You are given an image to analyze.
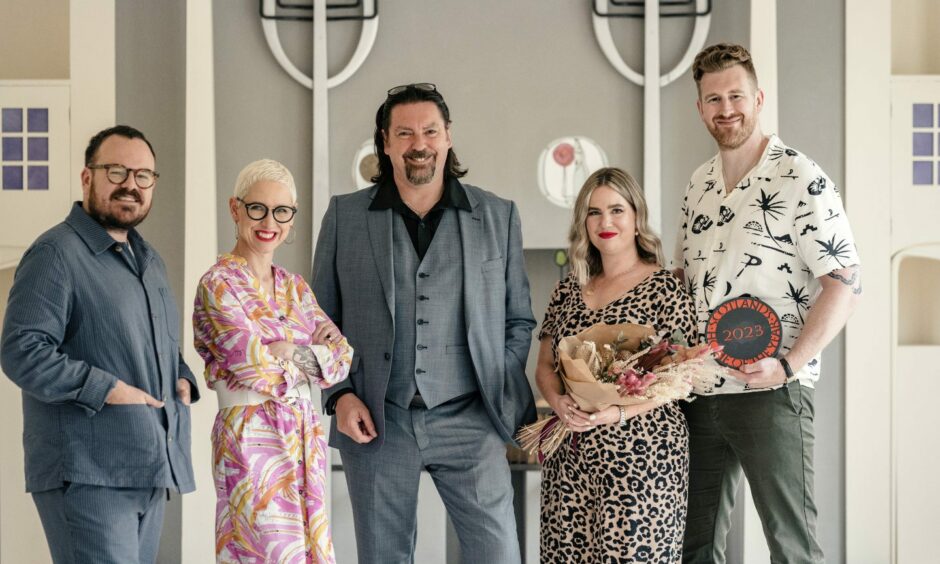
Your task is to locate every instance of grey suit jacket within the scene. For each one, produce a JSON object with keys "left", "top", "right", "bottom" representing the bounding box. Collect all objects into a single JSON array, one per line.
[{"left": 312, "top": 182, "right": 537, "bottom": 452}]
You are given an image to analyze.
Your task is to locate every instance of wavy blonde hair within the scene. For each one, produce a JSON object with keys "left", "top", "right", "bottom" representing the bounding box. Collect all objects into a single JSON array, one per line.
[{"left": 567, "top": 167, "right": 664, "bottom": 286}]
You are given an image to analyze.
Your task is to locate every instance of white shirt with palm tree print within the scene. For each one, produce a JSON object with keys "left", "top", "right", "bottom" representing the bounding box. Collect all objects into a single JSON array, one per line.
[{"left": 677, "top": 134, "right": 860, "bottom": 394}]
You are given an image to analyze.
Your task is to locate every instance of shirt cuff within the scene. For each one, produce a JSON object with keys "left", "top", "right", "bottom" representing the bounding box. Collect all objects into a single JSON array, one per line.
[
  {"left": 324, "top": 387, "right": 355, "bottom": 416},
  {"left": 77, "top": 366, "right": 119, "bottom": 417}
]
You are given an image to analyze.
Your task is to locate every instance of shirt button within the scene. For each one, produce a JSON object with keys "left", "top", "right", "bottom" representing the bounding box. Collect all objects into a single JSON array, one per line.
[
  {"left": 114, "top": 246, "right": 123, "bottom": 253},
  {"left": 418, "top": 295, "right": 429, "bottom": 301},
  {"left": 278, "top": 315, "right": 286, "bottom": 321},
  {"left": 417, "top": 319, "right": 427, "bottom": 325},
  {"left": 416, "top": 368, "right": 426, "bottom": 375},
  {"left": 384, "top": 352, "right": 391, "bottom": 360},
  {"left": 418, "top": 273, "right": 430, "bottom": 279},
  {"left": 416, "top": 344, "right": 427, "bottom": 350},
  {"left": 168, "top": 437, "right": 173, "bottom": 443}
]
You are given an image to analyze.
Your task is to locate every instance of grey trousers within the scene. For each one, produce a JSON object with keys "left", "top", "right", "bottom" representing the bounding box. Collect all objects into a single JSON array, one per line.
[
  {"left": 340, "top": 394, "right": 520, "bottom": 564},
  {"left": 32, "top": 483, "right": 166, "bottom": 564},
  {"left": 681, "top": 382, "right": 824, "bottom": 564}
]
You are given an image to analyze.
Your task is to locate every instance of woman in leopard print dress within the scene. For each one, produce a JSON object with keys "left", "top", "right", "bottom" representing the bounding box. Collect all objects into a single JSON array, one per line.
[{"left": 536, "top": 168, "right": 696, "bottom": 563}]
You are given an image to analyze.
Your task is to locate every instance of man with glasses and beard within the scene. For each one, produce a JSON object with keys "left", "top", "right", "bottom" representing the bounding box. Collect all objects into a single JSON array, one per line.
[
  {"left": 1, "top": 125, "right": 199, "bottom": 564},
  {"left": 312, "top": 83, "right": 536, "bottom": 563},
  {"left": 676, "top": 44, "right": 861, "bottom": 563}
]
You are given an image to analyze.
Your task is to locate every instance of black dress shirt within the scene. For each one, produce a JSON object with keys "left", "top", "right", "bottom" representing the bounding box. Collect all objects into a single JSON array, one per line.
[{"left": 368, "top": 177, "right": 472, "bottom": 260}]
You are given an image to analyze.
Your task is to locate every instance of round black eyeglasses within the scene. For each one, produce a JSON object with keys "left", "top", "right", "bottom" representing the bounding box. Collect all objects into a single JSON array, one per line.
[
  {"left": 237, "top": 198, "right": 297, "bottom": 223},
  {"left": 87, "top": 164, "right": 159, "bottom": 189}
]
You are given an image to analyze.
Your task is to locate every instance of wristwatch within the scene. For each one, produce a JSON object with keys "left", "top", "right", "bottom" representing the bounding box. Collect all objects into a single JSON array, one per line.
[{"left": 779, "top": 357, "right": 795, "bottom": 383}]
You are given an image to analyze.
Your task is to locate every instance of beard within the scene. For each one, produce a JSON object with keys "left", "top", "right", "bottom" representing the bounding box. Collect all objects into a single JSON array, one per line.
[
  {"left": 707, "top": 111, "right": 759, "bottom": 150},
  {"left": 403, "top": 149, "right": 438, "bottom": 185},
  {"left": 87, "top": 180, "right": 151, "bottom": 231}
]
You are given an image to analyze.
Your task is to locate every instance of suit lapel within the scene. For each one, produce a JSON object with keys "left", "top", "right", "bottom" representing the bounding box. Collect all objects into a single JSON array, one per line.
[
  {"left": 367, "top": 201, "right": 395, "bottom": 317},
  {"left": 458, "top": 187, "right": 482, "bottom": 335}
]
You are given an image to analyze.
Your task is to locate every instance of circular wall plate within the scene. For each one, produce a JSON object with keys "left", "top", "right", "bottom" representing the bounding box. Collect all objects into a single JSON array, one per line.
[
  {"left": 352, "top": 140, "right": 379, "bottom": 190},
  {"left": 537, "top": 136, "right": 609, "bottom": 209}
]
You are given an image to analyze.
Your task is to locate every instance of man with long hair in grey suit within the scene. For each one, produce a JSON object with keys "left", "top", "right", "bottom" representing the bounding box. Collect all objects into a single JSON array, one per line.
[{"left": 313, "top": 83, "right": 536, "bottom": 563}]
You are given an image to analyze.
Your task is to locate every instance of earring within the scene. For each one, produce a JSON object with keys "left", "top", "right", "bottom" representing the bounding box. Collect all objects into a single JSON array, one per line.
[
  {"left": 285, "top": 228, "right": 296, "bottom": 245},
  {"left": 635, "top": 230, "right": 639, "bottom": 237}
]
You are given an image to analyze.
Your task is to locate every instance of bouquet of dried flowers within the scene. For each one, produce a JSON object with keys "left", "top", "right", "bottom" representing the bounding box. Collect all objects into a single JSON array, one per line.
[{"left": 517, "top": 322, "right": 724, "bottom": 462}]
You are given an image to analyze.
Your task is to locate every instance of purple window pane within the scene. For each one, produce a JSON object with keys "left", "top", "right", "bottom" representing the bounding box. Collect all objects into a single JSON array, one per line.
[
  {"left": 27, "top": 108, "right": 48, "bottom": 133},
  {"left": 3, "top": 166, "right": 23, "bottom": 190},
  {"left": 914, "top": 132, "right": 934, "bottom": 156},
  {"left": 3, "top": 137, "right": 23, "bottom": 161},
  {"left": 913, "top": 161, "right": 933, "bottom": 185},
  {"left": 2, "top": 108, "right": 23, "bottom": 132},
  {"left": 914, "top": 104, "right": 934, "bottom": 127},
  {"left": 27, "top": 137, "right": 48, "bottom": 161},
  {"left": 27, "top": 166, "right": 48, "bottom": 190}
]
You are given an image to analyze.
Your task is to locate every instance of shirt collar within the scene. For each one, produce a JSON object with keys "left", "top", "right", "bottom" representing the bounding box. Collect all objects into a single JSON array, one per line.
[
  {"left": 369, "top": 177, "right": 472, "bottom": 213},
  {"left": 65, "top": 201, "right": 148, "bottom": 259}
]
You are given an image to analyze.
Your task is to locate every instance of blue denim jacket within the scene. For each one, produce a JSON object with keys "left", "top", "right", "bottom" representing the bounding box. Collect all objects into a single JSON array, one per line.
[{"left": 1, "top": 203, "right": 199, "bottom": 493}]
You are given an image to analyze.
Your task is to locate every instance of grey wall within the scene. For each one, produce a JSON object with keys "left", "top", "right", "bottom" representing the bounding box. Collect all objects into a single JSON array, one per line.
[
  {"left": 116, "top": 1, "right": 187, "bottom": 562},
  {"left": 213, "top": 0, "right": 748, "bottom": 269},
  {"left": 778, "top": 1, "right": 846, "bottom": 562}
]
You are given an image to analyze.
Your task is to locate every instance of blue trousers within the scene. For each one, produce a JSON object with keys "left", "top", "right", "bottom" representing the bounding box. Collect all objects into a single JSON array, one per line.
[
  {"left": 32, "top": 483, "right": 166, "bottom": 564},
  {"left": 340, "top": 394, "right": 520, "bottom": 564}
]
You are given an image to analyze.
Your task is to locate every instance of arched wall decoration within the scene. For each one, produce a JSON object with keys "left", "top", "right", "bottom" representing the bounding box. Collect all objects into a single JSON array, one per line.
[
  {"left": 591, "top": 0, "right": 711, "bottom": 232},
  {"left": 258, "top": 0, "right": 379, "bottom": 252}
]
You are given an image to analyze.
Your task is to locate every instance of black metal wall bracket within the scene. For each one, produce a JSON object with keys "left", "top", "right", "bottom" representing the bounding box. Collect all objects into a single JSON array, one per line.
[
  {"left": 593, "top": 0, "right": 712, "bottom": 19},
  {"left": 258, "top": 0, "right": 379, "bottom": 22}
]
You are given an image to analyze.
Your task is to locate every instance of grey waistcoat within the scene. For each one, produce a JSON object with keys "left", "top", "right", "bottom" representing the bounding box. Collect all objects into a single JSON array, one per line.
[{"left": 386, "top": 209, "right": 478, "bottom": 409}]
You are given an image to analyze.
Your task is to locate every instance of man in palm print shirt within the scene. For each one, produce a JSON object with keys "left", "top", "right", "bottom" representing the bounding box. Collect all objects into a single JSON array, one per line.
[{"left": 676, "top": 43, "right": 861, "bottom": 563}]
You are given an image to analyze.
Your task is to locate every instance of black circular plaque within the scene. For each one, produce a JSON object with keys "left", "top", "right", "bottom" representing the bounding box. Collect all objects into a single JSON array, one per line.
[{"left": 706, "top": 296, "right": 782, "bottom": 369}]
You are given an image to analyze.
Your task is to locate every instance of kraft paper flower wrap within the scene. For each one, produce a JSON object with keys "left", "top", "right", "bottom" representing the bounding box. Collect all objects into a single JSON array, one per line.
[
  {"left": 558, "top": 323, "right": 652, "bottom": 412},
  {"left": 517, "top": 322, "right": 724, "bottom": 462}
]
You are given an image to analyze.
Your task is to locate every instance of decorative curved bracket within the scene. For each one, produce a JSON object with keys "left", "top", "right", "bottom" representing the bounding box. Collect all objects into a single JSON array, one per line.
[
  {"left": 260, "top": 0, "right": 378, "bottom": 90},
  {"left": 592, "top": 0, "right": 711, "bottom": 88},
  {"left": 591, "top": 0, "right": 711, "bottom": 233}
]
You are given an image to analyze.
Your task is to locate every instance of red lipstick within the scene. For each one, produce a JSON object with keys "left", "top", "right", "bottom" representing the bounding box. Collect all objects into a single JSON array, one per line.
[{"left": 599, "top": 232, "right": 617, "bottom": 239}]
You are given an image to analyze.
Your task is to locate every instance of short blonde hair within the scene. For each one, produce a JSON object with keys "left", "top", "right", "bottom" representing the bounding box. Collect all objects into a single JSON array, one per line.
[
  {"left": 234, "top": 159, "right": 297, "bottom": 202},
  {"left": 692, "top": 43, "right": 758, "bottom": 95},
  {"left": 567, "top": 167, "right": 664, "bottom": 286}
]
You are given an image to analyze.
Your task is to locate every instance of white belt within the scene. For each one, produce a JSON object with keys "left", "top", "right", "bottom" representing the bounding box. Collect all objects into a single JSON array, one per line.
[{"left": 215, "top": 380, "right": 313, "bottom": 409}]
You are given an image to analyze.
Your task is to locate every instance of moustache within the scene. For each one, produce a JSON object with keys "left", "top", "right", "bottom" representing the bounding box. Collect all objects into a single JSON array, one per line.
[
  {"left": 713, "top": 113, "right": 744, "bottom": 123},
  {"left": 110, "top": 188, "right": 142, "bottom": 204},
  {"left": 404, "top": 150, "right": 435, "bottom": 160}
]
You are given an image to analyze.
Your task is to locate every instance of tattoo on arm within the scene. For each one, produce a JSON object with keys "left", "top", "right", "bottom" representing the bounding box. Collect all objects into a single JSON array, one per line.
[
  {"left": 827, "top": 267, "right": 862, "bottom": 295},
  {"left": 292, "top": 346, "right": 322, "bottom": 379}
]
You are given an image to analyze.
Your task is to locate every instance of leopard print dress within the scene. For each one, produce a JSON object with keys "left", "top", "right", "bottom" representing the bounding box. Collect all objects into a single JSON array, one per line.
[{"left": 539, "top": 269, "right": 696, "bottom": 563}]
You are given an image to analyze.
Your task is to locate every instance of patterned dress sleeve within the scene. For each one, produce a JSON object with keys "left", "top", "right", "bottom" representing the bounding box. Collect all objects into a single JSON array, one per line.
[
  {"left": 295, "top": 276, "right": 353, "bottom": 390},
  {"left": 538, "top": 277, "right": 569, "bottom": 341},
  {"left": 193, "top": 273, "right": 303, "bottom": 398},
  {"left": 655, "top": 272, "right": 698, "bottom": 346}
]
